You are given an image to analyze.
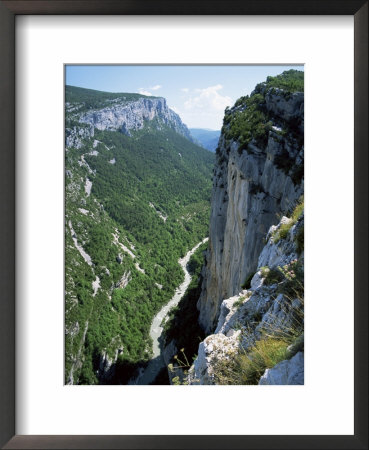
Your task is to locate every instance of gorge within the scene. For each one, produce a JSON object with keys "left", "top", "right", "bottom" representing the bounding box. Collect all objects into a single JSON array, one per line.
[
  {"left": 65, "top": 69, "right": 304, "bottom": 385},
  {"left": 131, "top": 238, "right": 208, "bottom": 385}
]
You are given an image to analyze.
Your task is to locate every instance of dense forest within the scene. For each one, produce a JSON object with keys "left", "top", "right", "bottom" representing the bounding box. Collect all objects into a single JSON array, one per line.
[{"left": 65, "top": 87, "right": 214, "bottom": 384}]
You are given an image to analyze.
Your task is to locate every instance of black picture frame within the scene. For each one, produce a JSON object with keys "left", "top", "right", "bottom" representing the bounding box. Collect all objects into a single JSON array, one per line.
[{"left": 0, "top": 1, "right": 367, "bottom": 449}]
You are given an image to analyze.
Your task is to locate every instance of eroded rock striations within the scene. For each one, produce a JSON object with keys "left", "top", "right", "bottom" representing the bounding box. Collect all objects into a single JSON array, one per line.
[
  {"left": 74, "top": 97, "right": 194, "bottom": 142},
  {"left": 197, "top": 82, "right": 304, "bottom": 334},
  {"left": 188, "top": 71, "right": 304, "bottom": 385},
  {"left": 189, "top": 209, "right": 304, "bottom": 385}
]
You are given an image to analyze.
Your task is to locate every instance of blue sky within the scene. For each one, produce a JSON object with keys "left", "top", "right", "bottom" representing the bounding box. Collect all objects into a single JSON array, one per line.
[{"left": 66, "top": 65, "right": 304, "bottom": 130}]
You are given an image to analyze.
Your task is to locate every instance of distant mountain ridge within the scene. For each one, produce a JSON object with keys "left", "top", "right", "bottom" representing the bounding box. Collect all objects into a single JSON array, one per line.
[
  {"left": 66, "top": 85, "right": 195, "bottom": 143},
  {"left": 189, "top": 128, "right": 221, "bottom": 152}
]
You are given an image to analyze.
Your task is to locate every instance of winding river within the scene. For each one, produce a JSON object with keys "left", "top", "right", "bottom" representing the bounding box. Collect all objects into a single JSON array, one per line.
[{"left": 130, "top": 237, "right": 208, "bottom": 385}]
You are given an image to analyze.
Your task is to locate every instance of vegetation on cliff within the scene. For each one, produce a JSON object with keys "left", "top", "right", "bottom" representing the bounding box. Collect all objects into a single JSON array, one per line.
[
  {"left": 262, "top": 69, "right": 304, "bottom": 93},
  {"left": 189, "top": 70, "right": 304, "bottom": 385},
  {"left": 220, "top": 70, "right": 304, "bottom": 184}
]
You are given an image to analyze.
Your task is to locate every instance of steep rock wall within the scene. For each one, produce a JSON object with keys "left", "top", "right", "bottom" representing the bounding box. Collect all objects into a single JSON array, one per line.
[
  {"left": 198, "top": 88, "right": 304, "bottom": 333},
  {"left": 77, "top": 97, "right": 194, "bottom": 141},
  {"left": 189, "top": 211, "right": 304, "bottom": 385}
]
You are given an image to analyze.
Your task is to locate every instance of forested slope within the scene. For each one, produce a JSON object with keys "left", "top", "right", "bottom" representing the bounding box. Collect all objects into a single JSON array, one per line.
[{"left": 65, "top": 86, "right": 214, "bottom": 384}]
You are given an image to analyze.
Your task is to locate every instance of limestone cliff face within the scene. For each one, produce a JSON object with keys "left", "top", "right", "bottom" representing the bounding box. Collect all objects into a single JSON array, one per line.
[
  {"left": 197, "top": 86, "right": 304, "bottom": 333},
  {"left": 77, "top": 97, "right": 194, "bottom": 142},
  {"left": 189, "top": 210, "right": 304, "bottom": 385}
]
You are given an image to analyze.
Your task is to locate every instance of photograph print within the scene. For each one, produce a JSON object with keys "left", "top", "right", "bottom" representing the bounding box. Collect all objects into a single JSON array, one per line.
[{"left": 65, "top": 65, "right": 304, "bottom": 385}]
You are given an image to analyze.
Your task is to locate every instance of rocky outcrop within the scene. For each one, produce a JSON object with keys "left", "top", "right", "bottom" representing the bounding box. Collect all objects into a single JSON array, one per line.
[
  {"left": 77, "top": 97, "right": 194, "bottom": 142},
  {"left": 115, "top": 271, "right": 131, "bottom": 289},
  {"left": 65, "top": 321, "right": 80, "bottom": 338},
  {"left": 257, "top": 216, "right": 300, "bottom": 269},
  {"left": 259, "top": 351, "right": 304, "bottom": 385},
  {"left": 188, "top": 208, "right": 304, "bottom": 385},
  {"left": 197, "top": 86, "right": 304, "bottom": 334},
  {"left": 188, "top": 331, "right": 241, "bottom": 385},
  {"left": 98, "top": 337, "right": 124, "bottom": 383},
  {"left": 264, "top": 88, "right": 304, "bottom": 129},
  {"left": 66, "top": 124, "right": 95, "bottom": 149}
]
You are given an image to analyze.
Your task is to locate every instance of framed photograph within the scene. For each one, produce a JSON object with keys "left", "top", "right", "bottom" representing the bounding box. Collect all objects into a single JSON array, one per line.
[
  {"left": 63, "top": 63, "right": 305, "bottom": 389},
  {"left": 0, "top": 1, "right": 367, "bottom": 449}
]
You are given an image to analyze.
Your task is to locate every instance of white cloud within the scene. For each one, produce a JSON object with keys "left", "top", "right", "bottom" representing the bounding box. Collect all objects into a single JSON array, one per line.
[
  {"left": 178, "top": 85, "right": 232, "bottom": 129},
  {"left": 181, "top": 88, "right": 189, "bottom": 93},
  {"left": 138, "top": 85, "right": 162, "bottom": 96},
  {"left": 184, "top": 84, "right": 232, "bottom": 112},
  {"left": 173, "top": 106, "right": 226, "bottom": 130},
  {"left": 138, "top": 88, "right": 153, "bottom": 96}
]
